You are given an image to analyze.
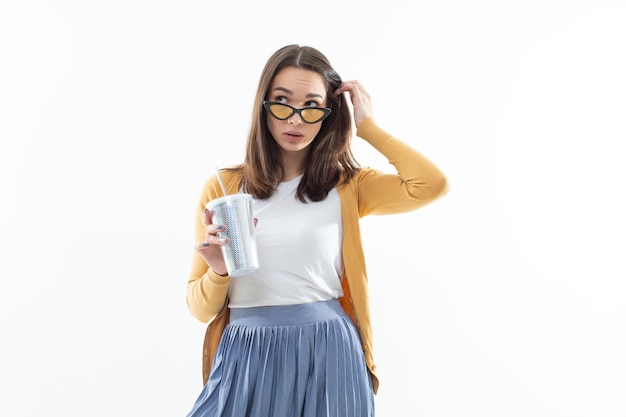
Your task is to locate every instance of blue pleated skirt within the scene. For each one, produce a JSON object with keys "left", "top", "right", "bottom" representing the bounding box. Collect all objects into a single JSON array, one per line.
[{"left": 186, "top": 299, "right": 375, "bottom": 417}]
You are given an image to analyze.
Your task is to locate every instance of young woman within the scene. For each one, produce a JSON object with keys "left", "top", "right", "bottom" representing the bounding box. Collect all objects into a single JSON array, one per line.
[{"left": 185, "top": 44, "right": 448, "bottom": 417}]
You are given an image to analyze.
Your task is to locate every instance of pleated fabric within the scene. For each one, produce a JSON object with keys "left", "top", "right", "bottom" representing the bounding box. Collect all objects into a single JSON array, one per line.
[{"left": 186, "top": 299, "right": 375, "bottom": 417}]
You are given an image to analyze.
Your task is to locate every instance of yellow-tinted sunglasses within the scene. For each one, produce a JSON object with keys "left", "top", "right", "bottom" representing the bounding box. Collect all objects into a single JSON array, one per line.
[{"left": 263, "top": 101, "right": 332, "bottom": 124}]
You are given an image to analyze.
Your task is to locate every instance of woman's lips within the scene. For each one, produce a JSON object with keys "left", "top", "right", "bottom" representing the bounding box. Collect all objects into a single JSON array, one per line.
[{"left": 283, "top": 131, "right": 304, "bottom": 141}]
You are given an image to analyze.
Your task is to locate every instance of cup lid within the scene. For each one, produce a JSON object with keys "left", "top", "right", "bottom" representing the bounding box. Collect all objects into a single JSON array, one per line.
[{"left": 205, "top": 193, "right": 253, "bottom": 209}]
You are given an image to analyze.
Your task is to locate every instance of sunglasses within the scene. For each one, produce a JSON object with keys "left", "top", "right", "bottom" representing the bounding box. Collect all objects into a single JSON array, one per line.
[{"left": 263, "top": 101, "right": 332, "bottom": 124}]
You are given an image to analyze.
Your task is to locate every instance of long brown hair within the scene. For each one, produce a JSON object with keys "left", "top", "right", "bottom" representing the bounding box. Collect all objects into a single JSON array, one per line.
[{"left": 229, "top": 44, "right": 360, "bottom": 202}]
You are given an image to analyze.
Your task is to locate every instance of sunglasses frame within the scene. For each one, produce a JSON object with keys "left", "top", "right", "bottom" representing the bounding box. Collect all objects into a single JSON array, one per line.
[{"left": 263, "top": 101, "right": 332, "bottom": 124}]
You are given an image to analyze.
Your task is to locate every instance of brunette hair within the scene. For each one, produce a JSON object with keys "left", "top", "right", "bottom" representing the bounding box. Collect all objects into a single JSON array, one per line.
[{"left": 230, "top": 44, "right": 360, "bottom": 202}]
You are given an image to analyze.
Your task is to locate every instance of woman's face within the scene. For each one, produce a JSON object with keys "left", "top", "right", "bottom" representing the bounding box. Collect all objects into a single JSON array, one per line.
[{"left": 265, "top": 66, "right": 328, "bottom": 156}]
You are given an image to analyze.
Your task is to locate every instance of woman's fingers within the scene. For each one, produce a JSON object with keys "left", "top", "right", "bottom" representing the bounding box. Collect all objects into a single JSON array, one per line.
[
  {"left": 203, "top": 207, "right": 212, "bottom": 226},
  {"left": 334, "top": 80, "right": 373, "bottom": 127},
  {"left": 195, "top": 210, "right": 228, "bottom": 252},
  {"left": 203, "top": 224, "right": 228, "bottom": 245}
]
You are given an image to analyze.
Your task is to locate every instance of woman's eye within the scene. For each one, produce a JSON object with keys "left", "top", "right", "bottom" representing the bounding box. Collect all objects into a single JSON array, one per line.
[
  {"left": 305, "top": 101, "right": 320, "bottom": 108},
  {"left": 275, "top": 96, "right": 287, "bottom": 104}
]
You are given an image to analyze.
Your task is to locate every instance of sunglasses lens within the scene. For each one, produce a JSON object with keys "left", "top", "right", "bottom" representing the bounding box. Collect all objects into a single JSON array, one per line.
[
  {"left": 300, "top": 108, "right": 326, "bottom": 123},
  {"left": 268, "top": 103, "right": 293, "bottom": 119}
]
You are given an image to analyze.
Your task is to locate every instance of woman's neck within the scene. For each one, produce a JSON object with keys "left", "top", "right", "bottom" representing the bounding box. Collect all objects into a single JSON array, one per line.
[{"left": 281, "top": 151, "right": 307, "bottom": 182}]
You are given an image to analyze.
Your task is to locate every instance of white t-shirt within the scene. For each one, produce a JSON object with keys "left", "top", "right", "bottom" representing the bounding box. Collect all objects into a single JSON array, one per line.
[{"left": 228, "top": 175, "right": 344, "bottom": 307}]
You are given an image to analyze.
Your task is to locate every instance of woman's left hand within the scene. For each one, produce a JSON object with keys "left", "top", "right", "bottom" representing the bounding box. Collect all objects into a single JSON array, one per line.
[{"left": 334, "top": 80, "right": 373, "bottom": 128}]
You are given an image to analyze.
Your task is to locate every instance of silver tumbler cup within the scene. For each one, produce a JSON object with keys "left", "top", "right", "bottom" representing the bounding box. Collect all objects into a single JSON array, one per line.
[{"left": 205, "top": 193, "right": 259, "bottom": 277}]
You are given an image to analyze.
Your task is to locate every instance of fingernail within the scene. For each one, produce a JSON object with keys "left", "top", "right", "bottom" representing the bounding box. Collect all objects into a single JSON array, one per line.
[
  {"left": 216, "top": 225, "right": 224, "bottom": 230},
  {"left": 202, "top": 242, "right": 210, "bottom": 247}
]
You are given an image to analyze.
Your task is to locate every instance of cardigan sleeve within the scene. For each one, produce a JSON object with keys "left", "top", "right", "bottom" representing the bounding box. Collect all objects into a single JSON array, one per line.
[
  {"left": 354, "top": 117, "right": 448, "bottom": 217},
  {"left": 185, "top": 176, "right": 232, "bottom": 323}
]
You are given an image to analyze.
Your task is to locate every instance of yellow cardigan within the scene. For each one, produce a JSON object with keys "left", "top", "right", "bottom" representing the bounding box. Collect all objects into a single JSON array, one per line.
[{"left": 186, "top": 117, "right": 448, "bottom": 394}]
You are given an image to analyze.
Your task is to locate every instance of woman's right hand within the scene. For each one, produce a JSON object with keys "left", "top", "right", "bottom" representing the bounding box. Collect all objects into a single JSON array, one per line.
[
  {"left": 194, "top": 209, "right": 229, "bottom": 276},
  {"left": 334, "top": 80, "right": 373, "bottom": 128}
]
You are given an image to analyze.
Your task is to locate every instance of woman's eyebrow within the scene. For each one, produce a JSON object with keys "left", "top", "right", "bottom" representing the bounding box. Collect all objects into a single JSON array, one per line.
[
  {"left": 272, "top": 86, "right": 293, "bottom": 95},
  {"left": 271, "top": 86, "right": 324, "bottom": 99}
]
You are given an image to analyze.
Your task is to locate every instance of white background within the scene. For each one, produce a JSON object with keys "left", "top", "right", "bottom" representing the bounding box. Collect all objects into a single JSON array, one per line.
[{"left": 1, "top": 1, "right": 625, "bottom": 416}]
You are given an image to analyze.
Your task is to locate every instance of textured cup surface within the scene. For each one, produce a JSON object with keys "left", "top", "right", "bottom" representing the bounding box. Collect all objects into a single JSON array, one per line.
[{"left": 206, "top": 194, "right": 259, "bottom": 277}]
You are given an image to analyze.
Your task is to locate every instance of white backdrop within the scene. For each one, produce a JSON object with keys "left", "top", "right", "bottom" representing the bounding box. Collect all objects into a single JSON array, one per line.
[{"left": 1, "top": 1, "right": 625, "bottom": 416}]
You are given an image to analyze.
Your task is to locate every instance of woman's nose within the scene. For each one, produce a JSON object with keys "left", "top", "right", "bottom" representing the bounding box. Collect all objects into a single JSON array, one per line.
[{"left": 288, "top": 112, "right": 303, "bottom": 125}]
